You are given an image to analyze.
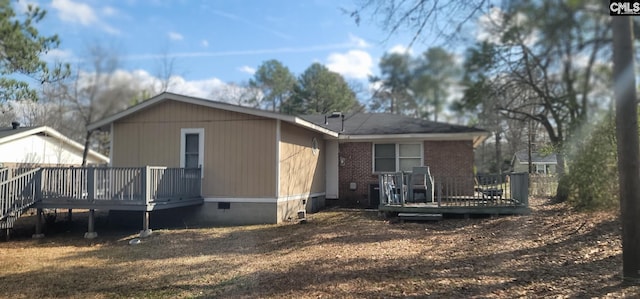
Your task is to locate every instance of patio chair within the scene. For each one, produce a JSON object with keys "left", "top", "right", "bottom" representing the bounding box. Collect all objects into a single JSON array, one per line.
[
  {"left": 409, "top": 166, "right": 434, "bottom": 203},
  {"left": 475, "top": 175, "right": 504, "bottom": 200}
]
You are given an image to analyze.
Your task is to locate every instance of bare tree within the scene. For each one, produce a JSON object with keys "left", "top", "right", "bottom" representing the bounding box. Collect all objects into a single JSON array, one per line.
[
  {"left": 353, "top": 0, "right": 639, "bottom": 284},
  {"left": 209, "top": 82, "right": 260, "bottom": 107},
  {"left": 58, "top": 44, "right": 140, "bottom": 164}
]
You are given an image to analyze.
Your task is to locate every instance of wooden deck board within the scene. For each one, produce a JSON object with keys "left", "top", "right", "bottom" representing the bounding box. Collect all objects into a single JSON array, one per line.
[{"left": 379, "top": 203, "right": 530, "bottom": 215}]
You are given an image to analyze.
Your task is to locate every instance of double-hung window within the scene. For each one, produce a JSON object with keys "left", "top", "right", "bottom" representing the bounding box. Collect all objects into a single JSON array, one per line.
[
  {"left": 180, "top": 128, "right": 204, "bottom": 176},
  {"left": 373, "top": 143, "right": 422, "bottom": 172}
]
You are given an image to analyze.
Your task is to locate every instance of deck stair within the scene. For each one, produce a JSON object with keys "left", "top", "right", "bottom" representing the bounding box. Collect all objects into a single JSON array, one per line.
[
  {"left": 0, "top": 168, "right": 41, "bottom": 230},
  {"left": 398, "top": 212, "right": 443, "bottom": 221}
]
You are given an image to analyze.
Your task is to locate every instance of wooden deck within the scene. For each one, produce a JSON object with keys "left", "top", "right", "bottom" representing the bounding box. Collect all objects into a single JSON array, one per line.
[
  {"left": 35, "top": 167, "right": 203, "bottom": 211},
  {"left": 1, "top": 166, "right": 203, "bottom": 238},
  {"left": 378, "top": 171, "right": 530, "bottom": 216}
]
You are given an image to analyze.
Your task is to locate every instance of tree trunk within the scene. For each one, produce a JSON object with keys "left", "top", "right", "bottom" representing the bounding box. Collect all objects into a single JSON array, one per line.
[
  {"left": 528, "top": 120, "right": 533, "bottom": 173},
  {"left": 495, "top": 131, "right": 502, "bottom": 174},
  {"left": 554, "top": 151, "right": 569, "bottom": 202},
  {"left": 612, "top": 15, "right": 640, "bottom": 284},
  {"left": 81, "top": 130, "right": 93, "bottom": 166}
]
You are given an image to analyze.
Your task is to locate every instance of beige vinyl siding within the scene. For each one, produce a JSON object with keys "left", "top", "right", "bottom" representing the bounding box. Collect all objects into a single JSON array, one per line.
[
  {"left": 112, "top": 100, "right": 276, "bottom": 198},
  {"left": 279, "top": 122, "right": 325, "bottom": 197}
]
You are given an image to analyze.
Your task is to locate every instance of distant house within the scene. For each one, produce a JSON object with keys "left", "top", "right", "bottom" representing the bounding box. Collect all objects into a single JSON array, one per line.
[
  {"left": 511, "top": 150, "right": 557, "bottom": 174},
  {"left": 0, "top": 125, "right": 109, "bottom": 167},
  {"left": 88, "top": 92, "right": 488, "bottom": 225}
]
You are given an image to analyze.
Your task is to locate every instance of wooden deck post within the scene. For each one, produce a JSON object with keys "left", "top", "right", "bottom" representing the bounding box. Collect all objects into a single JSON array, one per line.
[
  {"left": 87, "top": 167, "right": 95, "bottom": 202},
  {"left": 140, "top": 210, "right": 152, "bottom": 238},
  {"left": 139, "top": 166, "right": 153, "bottom": 238},
  {"left": 32, "top": 208, "right": 44, "bottom": 239},
  {"left": 84, "top": 209, "right": 98, "bottom": 239}
]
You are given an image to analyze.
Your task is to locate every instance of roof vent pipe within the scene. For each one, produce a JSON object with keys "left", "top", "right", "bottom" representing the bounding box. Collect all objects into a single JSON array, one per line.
[{"left": 11, "top": 121, "right": 20, "bottom": 129}]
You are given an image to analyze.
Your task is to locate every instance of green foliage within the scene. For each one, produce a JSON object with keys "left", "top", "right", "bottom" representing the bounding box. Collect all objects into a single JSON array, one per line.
[
  {"left": 370, "top": 47, "right": 460, "bottom": 119},
  {"left": 288, "top": 63, "right": 357, "bottom": 115},
  {"left": 369, "top": 52, "right": 413, "bottom": 114},
  {"left": 565, "top": 112, "right": 618, "bottom": 211},
  {"left": 250, "top": 59, "right": 296, "bottom": 112},
  {"left": 0, "top": 0, "right": 69, "bottom": 102},
  {"left": 412, "top": 47, "right": 460, "bottom": 122}
]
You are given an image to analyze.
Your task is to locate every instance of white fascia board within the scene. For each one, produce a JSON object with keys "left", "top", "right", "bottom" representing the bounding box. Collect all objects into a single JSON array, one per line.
[
  {"left": 339, "top": 132, "right": 488, "bottom": 143},
  {"left": 0, "top": 126, "right": 109, "bottom": 163},
  {"left": 88, "top": 92, "right": 339, "bottom": 138},
  {"left": 88, "top": 93, "right": 166, "bottom": 131},
  {"left": 292, "top": 118, "right": 339, "bottom": 137},
  {"left": 0, "top": 127, "right": 46, "bottom": 144}
]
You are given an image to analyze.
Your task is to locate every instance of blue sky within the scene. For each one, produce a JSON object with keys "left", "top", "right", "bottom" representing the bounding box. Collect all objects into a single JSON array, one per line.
[{"left": 21, "top": 0, "right": 449, "bottom": 99}]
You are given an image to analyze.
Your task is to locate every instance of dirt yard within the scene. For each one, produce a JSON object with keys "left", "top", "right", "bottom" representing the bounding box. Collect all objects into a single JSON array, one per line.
[{"left": 0, "top": 197, "right": 638, "bottom": 298}]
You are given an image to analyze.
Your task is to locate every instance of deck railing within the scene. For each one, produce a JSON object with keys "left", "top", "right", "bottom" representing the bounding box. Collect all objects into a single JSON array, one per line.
[
  {"left": 0, "top": 168, "right": 40, "bottom": 221},
  {"left": 39, "top": 166, "right": 202, "bottom": 204},
  {"left": 149, "top": 167, "right": 201, "bottom": 201},
  {"left": 379, "top": 172, "right": 529, "bottom": 208}
]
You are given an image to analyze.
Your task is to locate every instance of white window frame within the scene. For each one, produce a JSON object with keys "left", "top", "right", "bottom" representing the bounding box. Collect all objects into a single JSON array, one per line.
[
  {"left": 535, "top": 164, "right": 547, "bottom": 174},
  {"left": 372, "top": 142, "right": 423, "bottom": 173},
  {"left": 180, "top": 128, "right": 204, "bottom": 177}
]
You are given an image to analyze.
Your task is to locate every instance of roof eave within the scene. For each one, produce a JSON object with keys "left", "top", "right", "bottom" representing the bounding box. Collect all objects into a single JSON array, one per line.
[
  {"left": 338, "top": 131, "right": 489, "bottom": 146},
  {"left": 88, "top": 92, "right": 340, "bottom": 138},
  {"left": 0, "top": 127, "right": 46, "bottom": 144},
  {"left": 0, "top": 126, "right": 109, "bottom": 164}
]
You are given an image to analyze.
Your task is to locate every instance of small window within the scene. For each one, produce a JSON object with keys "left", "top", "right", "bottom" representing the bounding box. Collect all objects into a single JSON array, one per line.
[
  {"left": 374, "top": 144, "right": 396, "bottom": 172},
  {"left": 180, "top": 128, "right": 204, "bottom": 177},
  {"left": 398, "top": 144, "right": 421, "bottom": 172},
  {"left": 374, "top": 143, "right": 422, "bottom": 172},
  {"left": 184, "top": 134, "right": 200, "bottom": 168}
]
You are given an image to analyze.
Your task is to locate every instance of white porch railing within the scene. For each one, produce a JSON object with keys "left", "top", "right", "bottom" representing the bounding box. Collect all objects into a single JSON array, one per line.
[
  {"left": 0, "top": 169, "right": 40, "bottom": 226},
  {"left": 39, "top": 166, "right": 202, "bottom": 204}
]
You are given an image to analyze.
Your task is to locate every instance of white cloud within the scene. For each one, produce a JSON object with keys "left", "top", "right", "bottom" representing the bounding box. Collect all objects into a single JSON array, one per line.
[
  {"left": 201, "top": 39, "right": 209, "bottom": 47},
  {"left": 168, "top": 31, "right": 184, "bottom": 41},
  {"left": 43, "top": 48, "right": 76, "bottom": 62},
  {"left": 168, "top": 76, "right": 226, "bottom": 98},
  {"left": 348, "top": 34, "right": 370, "bottom": 48},
  {"left": 326, "top": 50, "right": 373, "bottom": 80},
  {"left": 83, "top": 69, "right": 230, "bottom": 101},
  {"left": 388, "top": 44, "right": 413, "bottom": 55},
  {"left": 52, "top": 0, "right": 96, "bottom": 26},
  {"left": 102, "top": 6, "right": 118, "bottom": 17},
  {"left": 238, "top": 66, "right": 256, "bottom": 75},
  {"left": 476, "top": 7, "right": 537, "bottom": 46},
  {"left": 51, "top": 0, "right": 120, "bottom": 34},
  {"left": 476, "top": 7, "right": 504, "bottom": 43}
]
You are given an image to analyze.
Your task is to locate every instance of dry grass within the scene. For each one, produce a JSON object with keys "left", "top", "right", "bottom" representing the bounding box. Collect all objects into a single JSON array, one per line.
[{"left": 1, "top": 198, "right": 638, "bottom": 298}]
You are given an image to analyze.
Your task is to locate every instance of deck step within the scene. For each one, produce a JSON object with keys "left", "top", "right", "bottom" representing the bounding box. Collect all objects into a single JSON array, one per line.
[{"left": 398, "top": 213, "right": 443, "bottom": 221}]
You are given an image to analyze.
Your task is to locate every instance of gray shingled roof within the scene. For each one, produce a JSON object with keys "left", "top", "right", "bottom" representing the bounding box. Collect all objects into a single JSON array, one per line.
[
  {"left": 0, "top": 127, "right": 39, "bottom": 140},
  {"left": 300, "top": 113, "right": 487, "bottom": 135},
  {"left": 514, "top": 150, "right": 557, "bottom": 164}
]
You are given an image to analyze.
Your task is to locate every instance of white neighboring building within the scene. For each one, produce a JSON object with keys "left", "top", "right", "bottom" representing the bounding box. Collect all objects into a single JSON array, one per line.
[{"left": 0, "top": 125, "right": 109, "bottom": 167}]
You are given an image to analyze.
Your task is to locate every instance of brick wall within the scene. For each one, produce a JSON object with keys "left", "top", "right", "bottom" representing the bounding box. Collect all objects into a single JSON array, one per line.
[
  {"left": 337, "top": 140, "right": 475, "bottom": 207},
  {"left": 424, "top": 140, "right": 475, "bottom": 196},
  {"left": 338, "top": 142, "right": 375, "bottom": 206},
  {"left": 423, "top": 140, "right": 474, "bottom": 178}
]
